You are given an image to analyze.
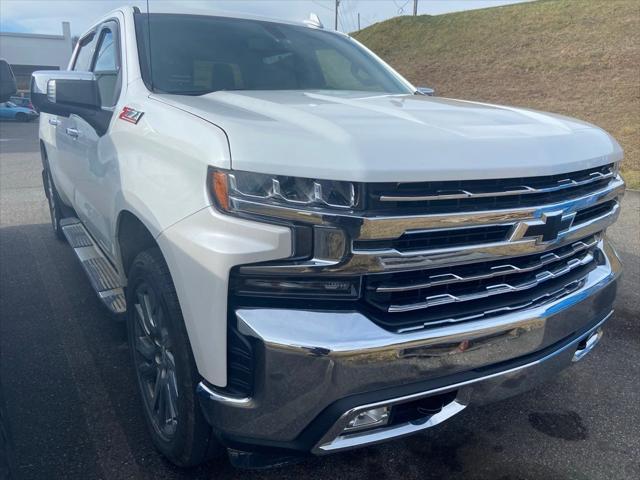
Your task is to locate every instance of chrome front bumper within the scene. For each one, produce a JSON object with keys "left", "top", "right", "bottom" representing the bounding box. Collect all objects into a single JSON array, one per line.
[{"left": 198, "top": 240, "right": 621, "bottom": 454}]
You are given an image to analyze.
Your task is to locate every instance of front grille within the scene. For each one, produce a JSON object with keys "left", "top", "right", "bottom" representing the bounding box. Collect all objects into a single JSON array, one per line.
[
  {"left": 364, "top": 235, "right": 601, "bottom": 331},
  {"left": 367, "top": 164, "right": 615, "bottom": 214}
]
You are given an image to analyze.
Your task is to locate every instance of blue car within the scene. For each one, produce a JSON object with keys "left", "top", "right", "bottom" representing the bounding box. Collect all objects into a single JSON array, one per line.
[
  {"left": 9, "top": 96, "right": 35, "bottom": 109},
  {"left": 0, "top": 101, "right": 39, "bottom": 122}
]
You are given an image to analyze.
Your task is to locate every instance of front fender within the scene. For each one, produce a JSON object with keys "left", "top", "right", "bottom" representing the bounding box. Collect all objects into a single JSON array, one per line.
[{"left": 157, "top": 207, "right": 291, "bottom": 387}]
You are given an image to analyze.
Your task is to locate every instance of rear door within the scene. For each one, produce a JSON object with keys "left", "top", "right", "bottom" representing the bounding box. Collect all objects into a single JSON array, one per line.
[{"left": 69, "top": 20, "right": 122, "bottom": 257}]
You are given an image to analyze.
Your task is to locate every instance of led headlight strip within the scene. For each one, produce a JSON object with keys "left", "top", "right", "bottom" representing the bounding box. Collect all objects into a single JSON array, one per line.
[{"left": 210, "top": 169, "right": 359, "bottom": 216}]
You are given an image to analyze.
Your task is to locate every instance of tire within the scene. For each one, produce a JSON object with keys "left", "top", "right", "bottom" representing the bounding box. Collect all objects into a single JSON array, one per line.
[
  {"left": 42, "top": 166, "right": 66, "bottom": 241},
  {"left": 126, "top": 248, "right": 223, "bottom": 467},
  {"left": 15, "top": 113, "right": 28, "bottom": 122}
]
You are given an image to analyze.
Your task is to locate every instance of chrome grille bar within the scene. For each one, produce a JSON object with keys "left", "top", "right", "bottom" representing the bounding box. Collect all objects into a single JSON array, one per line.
[
  {"left": 379, "top": 169, "right": 615, "bottom": 202},
  {"left": 386, "top": 250, "right": 595, "bottom": 313},
  {"left": 396, "top": 278, "right": 587, "bottom": 333},
  {"left": 375, "top": 236, "right": 598, "bottom": 293},
  {"left": 359, "top": 177, "right": 624, "bottom": 240}
]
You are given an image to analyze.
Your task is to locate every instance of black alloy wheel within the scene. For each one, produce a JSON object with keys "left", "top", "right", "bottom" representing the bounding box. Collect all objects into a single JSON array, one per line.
[
  {"left": 132, "top": 281, "right": 180, "bottom": 441},
  {"left": 126, "top": 248, "right": 222, "bottom": 466}
]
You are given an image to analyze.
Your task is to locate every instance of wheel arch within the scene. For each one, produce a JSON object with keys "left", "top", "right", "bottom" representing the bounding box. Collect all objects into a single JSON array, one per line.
[{"left": 115, "top": 210, "right": 160, "bottom": 280}]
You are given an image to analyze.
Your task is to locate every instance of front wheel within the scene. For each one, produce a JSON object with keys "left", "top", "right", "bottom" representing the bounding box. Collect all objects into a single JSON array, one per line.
[
  {"left": 126, "top": 248, "right": 222, "bottom": 467},
  {"left": 15, "top": 113, "right": 28, "bottom": 122}
]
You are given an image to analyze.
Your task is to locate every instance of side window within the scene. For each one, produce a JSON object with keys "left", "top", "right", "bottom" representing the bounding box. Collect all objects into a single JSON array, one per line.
[
  {"left": 92, "top": 26, "right": 121, "bottom": 108},
  {"left": 73, "top": 32, "right": 97, "bottom": 71},
  {"left": 93, "top": 31, "right": 115, "bottom": 72}
]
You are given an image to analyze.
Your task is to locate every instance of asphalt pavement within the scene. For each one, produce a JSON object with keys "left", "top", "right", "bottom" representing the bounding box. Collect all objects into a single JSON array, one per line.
[{"left": 0, "top": 120, "right": 638, "bottom": 480}]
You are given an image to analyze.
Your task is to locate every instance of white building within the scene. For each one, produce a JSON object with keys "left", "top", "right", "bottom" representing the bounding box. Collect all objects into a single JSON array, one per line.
[{"left": 0, "top": 22, "right": 73, "bottom": 92}]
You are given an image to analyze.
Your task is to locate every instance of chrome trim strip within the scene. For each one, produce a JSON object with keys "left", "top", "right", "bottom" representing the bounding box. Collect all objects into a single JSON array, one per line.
[
  {"left": 386, "top": 251, "right": 595, "bottom": 313},
  {"left": 313, "top": 310, "right": 614, "bottom": 454},
  {"left": 196, "top": 383, "right": 252, "bottom": 407},
  {"left": 375, "top": 236, "right": 598, "bottom": 293},
  {"left": 317, "top": 400, "right": 467, "bottom": 453},
  {"left": 378, "top": 169, "right": 614, "bottom": 202},
  {"left": 241, "top": 201, "right": 619, "bottom": 275}
]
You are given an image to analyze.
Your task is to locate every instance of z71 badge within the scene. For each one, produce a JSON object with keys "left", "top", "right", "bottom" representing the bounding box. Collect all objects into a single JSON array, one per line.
[{"left": 118, "top": 106, "right": 144, "bottom": 124}]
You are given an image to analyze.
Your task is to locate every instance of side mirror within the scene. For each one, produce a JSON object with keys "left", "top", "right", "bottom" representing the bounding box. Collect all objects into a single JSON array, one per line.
[
  {"left": 416, "top": 86, "right": 435, "bottom": 96},
  {"left": 31, "top": 70, "right": 100, "bottom": 114},
  {"left": 0, "top": 59, "right": 17, "bottom": 103},
  {"left": 31, "top": 70, "right": 111, "bottom": 135}
]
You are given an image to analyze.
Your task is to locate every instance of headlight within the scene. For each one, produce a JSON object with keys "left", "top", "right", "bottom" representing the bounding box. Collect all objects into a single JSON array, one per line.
[
  {"left": 209, "top": 169, "right": 360, "bottom": 217},
  {"left": 212, "top": 169, "right": 361, "bottom": 301}
]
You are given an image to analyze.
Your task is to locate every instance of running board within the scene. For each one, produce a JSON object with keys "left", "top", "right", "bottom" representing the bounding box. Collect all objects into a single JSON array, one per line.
[{"left": 60, "top": 218, "right": 126, "bottom": 314}]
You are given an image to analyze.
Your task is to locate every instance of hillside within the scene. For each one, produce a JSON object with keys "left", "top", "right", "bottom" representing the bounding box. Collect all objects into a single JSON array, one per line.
[{"left": 355, "top": 0, "right": 640, "bottom": 188}]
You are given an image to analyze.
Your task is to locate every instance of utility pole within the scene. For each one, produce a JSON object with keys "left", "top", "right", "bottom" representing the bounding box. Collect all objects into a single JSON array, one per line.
[
  {"left": 335, "top": 0, "right": 340, "bottom": 30},
  {"left": 358, "top": 12, "right": 360, "bottom": 31},
  {"left": 413, "top": 0, "right": 418, "bottom": 16}
]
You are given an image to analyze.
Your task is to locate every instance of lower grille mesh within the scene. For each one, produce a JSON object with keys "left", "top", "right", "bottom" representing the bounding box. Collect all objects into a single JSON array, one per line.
[{"left": 364, "top": 235, "right": 601, "bottom": 331}]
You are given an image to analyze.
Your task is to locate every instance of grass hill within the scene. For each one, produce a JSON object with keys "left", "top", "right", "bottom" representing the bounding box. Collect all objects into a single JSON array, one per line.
[{"left": 354, "top": 0, "right": 640, "bottom": 188}]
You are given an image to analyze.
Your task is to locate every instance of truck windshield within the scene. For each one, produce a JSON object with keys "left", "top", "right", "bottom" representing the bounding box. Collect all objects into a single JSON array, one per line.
[{"left": 134, "top": 13, "right": 413, "bottom": 95}]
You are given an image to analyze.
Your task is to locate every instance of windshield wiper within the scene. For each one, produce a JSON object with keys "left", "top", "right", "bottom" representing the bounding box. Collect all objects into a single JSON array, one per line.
[{"left": 163, "top": 89, "right": 246, "bottom": 96}]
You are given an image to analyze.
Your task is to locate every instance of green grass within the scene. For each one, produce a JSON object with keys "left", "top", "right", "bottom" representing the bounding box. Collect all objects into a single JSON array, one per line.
[{"left": 355, "top": 0, "right": 640, "bottom": 188}]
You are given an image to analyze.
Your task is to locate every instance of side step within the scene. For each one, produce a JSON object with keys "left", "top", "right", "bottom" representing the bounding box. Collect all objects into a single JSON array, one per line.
[{"left": 60, "top": 218, "right": 127, "bottom": 314}]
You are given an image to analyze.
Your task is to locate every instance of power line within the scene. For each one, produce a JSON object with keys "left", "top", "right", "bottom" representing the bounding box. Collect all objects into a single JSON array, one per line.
[
  {"left": 310, "top": 0, "right": 333, "bottom": 12},
  {"left": 348, "top": 0, "right": 359, "bottom": 32},
  {"left": 343, "top": 0, "right": 358, "bottom": 33},
  {"left": 393, "top": 0, "right": 411, "bottom": 15}
]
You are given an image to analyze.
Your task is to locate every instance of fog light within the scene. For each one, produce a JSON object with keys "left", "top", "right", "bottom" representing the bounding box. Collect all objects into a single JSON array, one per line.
[{"left": 344, "top": 406, "right": 390, "bottom": 433}]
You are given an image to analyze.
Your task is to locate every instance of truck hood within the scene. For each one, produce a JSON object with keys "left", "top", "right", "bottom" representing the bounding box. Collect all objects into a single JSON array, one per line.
[{"left": 153, "top": 90, "right": 622, "bottom": 182}]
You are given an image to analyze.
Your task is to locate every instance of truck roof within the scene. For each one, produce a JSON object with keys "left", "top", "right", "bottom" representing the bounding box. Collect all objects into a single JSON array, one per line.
[{"left": 95, "top": 4, "right": 323, "bottom": 32}]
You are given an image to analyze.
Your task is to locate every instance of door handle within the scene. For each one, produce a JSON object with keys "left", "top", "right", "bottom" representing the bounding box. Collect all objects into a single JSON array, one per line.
[
  {"left": 66, "top": 128, "right": 79, "bottom": 138},
  {"left": 48, "top": 118, "right": 60, "bottom": 126}
]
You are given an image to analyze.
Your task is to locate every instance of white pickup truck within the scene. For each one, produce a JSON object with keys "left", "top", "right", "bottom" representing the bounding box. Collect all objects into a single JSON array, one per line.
[{"left": 30, "top": 6, "right": 624, "bottom": 469}]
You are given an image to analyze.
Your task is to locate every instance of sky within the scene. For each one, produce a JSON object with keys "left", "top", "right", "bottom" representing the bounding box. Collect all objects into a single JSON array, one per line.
[{"left": 0, "top": 0, "right": 531, "bottom": 36}]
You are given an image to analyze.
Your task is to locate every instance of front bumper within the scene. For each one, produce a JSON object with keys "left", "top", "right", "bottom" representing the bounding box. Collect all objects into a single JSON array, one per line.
[{"left": 198, "top": 240, "right": 621, "bottom": 454}]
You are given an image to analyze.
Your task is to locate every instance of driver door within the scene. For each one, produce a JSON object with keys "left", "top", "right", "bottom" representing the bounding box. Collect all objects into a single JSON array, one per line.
[
  {"left": 53, "top": 30, "right": 98, "bottom": 208},
  {"left": 68, "top": 21, "right": 122, "bottom": 258}
]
